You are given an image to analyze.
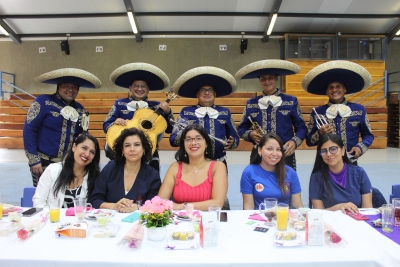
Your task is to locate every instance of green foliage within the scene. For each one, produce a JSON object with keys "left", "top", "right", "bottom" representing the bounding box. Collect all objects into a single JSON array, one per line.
[{"left": 140, "top": 210, "right": 173, "bottom": 228}]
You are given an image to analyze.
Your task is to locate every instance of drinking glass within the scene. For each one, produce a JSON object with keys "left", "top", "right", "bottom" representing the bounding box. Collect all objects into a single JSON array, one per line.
[
  {"left": 276, "top": 203, "right": 289, "bottom": 231},
  {"left": 49, "top": 198, "right": 61, "bottom": 223},
  {"left": 382, "top": 204, "right": 394, "bottom": 233},
  {"left": 185, "top": 203, "right": 194, "bottom": 218},
  {"left": 392, "top": 198, "right": 400, "bottom": 227},
  {"left": 259, "top": 198, "right": 277, "bottom": 227},
  {"left": 73, "top": 198, "right": 92, "bottom": 223},
  {"left": 208, "top": 204, "right": 221, "bottom": 221}
]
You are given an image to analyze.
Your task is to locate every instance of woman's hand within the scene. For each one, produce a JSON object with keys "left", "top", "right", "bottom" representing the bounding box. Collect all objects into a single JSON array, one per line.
[
  {"left": 338, "top": 202, "right": 358, "bottom": 214},
  {"left": 118, "top": 204, "right": 138, "bottom": 213},
  {"left": 115, "top": 198, "right": 134, "bottom": 211}
]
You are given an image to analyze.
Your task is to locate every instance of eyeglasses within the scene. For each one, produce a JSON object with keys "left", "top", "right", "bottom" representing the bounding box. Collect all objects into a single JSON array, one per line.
[
  {"left": 184, "top": 136, "right": 204, "bottom": 144},
  {"left": 259, "top": 75, "right": 277, "bottom": 81},
  {"left": 198, "top": 88, "right": 215, "bottom": 93},
  {"left": 319, "top": 146, "right": 339, "bottom": 156},
  {"left": 132, "top": 84, "right": 149, "bottom": 90}
]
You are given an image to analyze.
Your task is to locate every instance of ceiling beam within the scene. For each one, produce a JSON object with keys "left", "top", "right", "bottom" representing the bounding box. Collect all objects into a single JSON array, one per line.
[
  {"left": 123, "top": 0, "right": 142, "bottom": 42},
  {"left": 0, "top": 19, "right": 21, "bottom": 44},
  {"left": 387, "top": 21, "right": 400, "bottom": 43},
  {"left": 262, "top": 0, "right": 282, "bottom": 42},
  {"left": 1, "top": 12, "right": 399, "bottom": 19}
]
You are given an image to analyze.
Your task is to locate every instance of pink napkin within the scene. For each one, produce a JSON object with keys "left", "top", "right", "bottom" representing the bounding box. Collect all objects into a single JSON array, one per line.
[
  {"left": 248, "top": 212, "right": 267, "bottom": 222},
  {"left": 65, "top": 207, "right": 93, "bottom": 216},
  {"left": 178, "top": 211, "right": 201, "bottom": 217}
]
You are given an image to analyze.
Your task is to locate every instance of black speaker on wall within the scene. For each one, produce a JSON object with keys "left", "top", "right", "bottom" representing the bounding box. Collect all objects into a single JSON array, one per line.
[
  {"left": 240, "top": 38, "right": 248, "bottom": 54},
  {"left": 60, "top": 40, "right": 70, "bottom": 55}
]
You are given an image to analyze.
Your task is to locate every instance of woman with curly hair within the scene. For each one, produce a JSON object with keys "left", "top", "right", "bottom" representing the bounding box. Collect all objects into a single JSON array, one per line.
[
  {"left": 90, "top": 128, "right": 161, "bottom": 213},
  {"left": 33, "top": 133, "right": 101, "bottom": 208},
  {"left": 158, "top": 124, "right": 227, "bottom": 211}
]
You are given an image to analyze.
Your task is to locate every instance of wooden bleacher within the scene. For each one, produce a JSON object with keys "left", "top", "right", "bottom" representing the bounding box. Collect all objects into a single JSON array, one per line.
[{"left": 0, "top": 59, "right": 388, "bottom": 150}]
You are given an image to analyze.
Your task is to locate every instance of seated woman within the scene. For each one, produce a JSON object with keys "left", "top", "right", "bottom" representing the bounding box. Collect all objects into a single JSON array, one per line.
[
  {"left": 309, "top": 133, "right": 372, "bottom": 213},
  {"left": 158, "top": 124, "right": 227, "bottom": 211},
  {"left": 33, "top": 134, "right": 101, "bottom": 208},
  {"left": 90, "top": 128, "right": 161, "bottom": 213},
  {"left": 241, "top": 133, "right": 303, "bottom": 210}
]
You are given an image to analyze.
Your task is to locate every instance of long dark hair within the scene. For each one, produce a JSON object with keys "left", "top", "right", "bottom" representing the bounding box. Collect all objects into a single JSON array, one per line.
[
  {"left": 251, "top": 133, "right": 287, "bottom": 194},
  {"left": 53, "top": 134, "right": 100, "bottom": 198},
  {"left": 113, "top": 127, "right": 153, "bottom": 165},
  {"left": 311, "top": 133, "right": 353, "bottom": 203},
  {"left": 175, "top": 124, "right": 213, "bottom": 164}
]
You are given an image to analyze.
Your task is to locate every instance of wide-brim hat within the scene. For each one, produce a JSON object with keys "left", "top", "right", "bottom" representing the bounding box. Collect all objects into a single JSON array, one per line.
[
  {"left": 301, "top": 60, "right": 372, "bottom": 95},
  {"left": 235, "top": 59, "right": 301, "bottom": 80},
  {"left": 110, "top": 62, "right": 170, "bottom": 90},
  {"left": 35, "top": 68, "right": 102, "bottom": 88},
  {"left": 172, "top": 66, "right": 237, "bottom": 98}
]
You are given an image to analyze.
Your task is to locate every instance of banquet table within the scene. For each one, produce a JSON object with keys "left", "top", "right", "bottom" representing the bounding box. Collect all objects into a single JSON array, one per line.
[{"left": 0, "top": 209, "right": 399, "bottom": 267}]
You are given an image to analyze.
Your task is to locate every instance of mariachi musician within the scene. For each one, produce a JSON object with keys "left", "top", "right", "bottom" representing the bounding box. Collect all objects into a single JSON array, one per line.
[
  {"left": 302, "top": 60, "right": 374, "bottom": 162},
  {"left": 169, "top": 67, "right": 240, "bottom": 210},
  {"left": 236, "top": 60, "right": 307, "bottom": 170},
  {"left": 103, "top": 63, "right": 173, "bottom": 172},
  {"left": 169, "top": 66, "right": 240, "bottom": 165},
  {"left": 23, "top": 68, "right": 101, "bottom": 186}
]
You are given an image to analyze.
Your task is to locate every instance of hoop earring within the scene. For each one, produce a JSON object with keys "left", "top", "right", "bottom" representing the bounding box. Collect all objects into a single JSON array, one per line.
[
  {"left": 122, "top": 153, "right": 124, "bottom": 157},
  {"left": 206, "top": 150, "right": 208, "bottom": 155},
  {"left": 184, "top": 152, "right": 187, "bottom": 157}
]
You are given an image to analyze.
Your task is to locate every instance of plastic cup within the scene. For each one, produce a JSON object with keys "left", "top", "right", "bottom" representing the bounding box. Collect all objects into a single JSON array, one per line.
[
  {"left": 208, "top": 204, "right": 221, "bottom": 222},
  {"left": 276, "top": 203, "right": 289, "bottom": 231},
  {"left": 185, "top": 203, "right": 194, "bottom": 218},
  {"left": 96, "top": 213, "right": 108, "bottom": 226},
  {"left": 382, "top": 204, "right": 394, "bottom": 233},
  {"left": 192, "top": 217, "right": 201, "bottom": 233},
  {"left": 0, "top": 195, "right": 3, "bottom": 220},
  {"left": 49, "top": 198, "right": 60, "bottom": 223}
]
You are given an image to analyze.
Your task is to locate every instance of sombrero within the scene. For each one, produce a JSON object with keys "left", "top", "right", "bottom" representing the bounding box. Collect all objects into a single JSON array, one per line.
[
  {"left": 235, "top": 59, "right": 301, "bottom": 80},
  {"left": 110, "top": 62, "right": 170, "bottom": 90},
  {"left": 301, "top": 60, "right": 372, "bottom": 95},
  {"left": 172, "top": 66, "right": 237, "bottom": 98},
  {"left": 35, "top": 68, "right": 102, "bottom": 88}
]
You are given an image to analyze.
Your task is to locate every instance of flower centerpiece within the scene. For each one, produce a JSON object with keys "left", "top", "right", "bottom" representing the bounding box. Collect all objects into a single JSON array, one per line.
[{"left": 139, "top": 196, "right": 173, "bottom": 241}]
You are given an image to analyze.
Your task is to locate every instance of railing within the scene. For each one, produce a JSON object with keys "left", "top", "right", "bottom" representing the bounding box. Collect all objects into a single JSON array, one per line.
[
  {"left": 348, "top": 71, "right": 387, "bottom": 107},
  {"left": 0, "top": 71, "right": 35, "bottom": 111}
]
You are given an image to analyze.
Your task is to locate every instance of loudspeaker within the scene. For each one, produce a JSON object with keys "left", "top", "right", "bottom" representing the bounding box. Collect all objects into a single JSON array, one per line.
[
  {"left": 60, "top": 40, "right": 70, "bottom": 55},
  {"left": 240, "top": 39, "right": 248, "bottom": 54}
]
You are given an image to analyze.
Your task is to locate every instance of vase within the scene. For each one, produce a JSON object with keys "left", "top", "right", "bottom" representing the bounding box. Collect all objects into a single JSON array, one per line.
[{"left": 147, "top": 226, "right": 167, "bottom": 241}]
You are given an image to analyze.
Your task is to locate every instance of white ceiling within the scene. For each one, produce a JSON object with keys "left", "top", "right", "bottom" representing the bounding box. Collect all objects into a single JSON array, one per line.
[{"left": 0, "top": 0, "right": 399, "bottom": 43}]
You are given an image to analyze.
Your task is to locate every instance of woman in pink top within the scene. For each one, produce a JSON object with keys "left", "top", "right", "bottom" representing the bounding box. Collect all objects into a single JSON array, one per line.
[{"left": 158, "top": 124, "right": 228, "bottom": 210}]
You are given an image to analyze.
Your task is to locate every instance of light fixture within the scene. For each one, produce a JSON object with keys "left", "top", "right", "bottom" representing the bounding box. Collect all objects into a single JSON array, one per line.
[
  {"left": 0, "top": 25, "right": 9, "bottom": 36},
  {"left": 267, "top": 13, "right": 278, "bottom": 35},
  {"left": 396, "top": 29, "right": 400, "bottom": 35},
  {"left": 127, "top": 11, "right": 138, "bottom": 34}
]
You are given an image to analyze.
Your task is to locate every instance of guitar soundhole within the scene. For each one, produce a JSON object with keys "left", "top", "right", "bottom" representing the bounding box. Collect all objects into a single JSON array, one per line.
[{"left": 141, "top": 120, "right": 153, "bottom": 130}]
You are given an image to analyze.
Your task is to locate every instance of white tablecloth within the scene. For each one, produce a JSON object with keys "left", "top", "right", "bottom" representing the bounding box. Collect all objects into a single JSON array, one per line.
[{"left": 0, "top": 209, "right": 399, "bottom": 267}]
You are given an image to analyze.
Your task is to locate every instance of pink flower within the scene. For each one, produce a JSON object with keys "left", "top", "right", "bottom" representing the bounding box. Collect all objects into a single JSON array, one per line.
[{"left": 17, "top": 228, "right": 31, "bottom": 240}]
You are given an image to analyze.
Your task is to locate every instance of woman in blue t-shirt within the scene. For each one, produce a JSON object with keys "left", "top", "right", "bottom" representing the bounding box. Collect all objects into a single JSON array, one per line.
[
  {"left": 309, "top": 133, "right": 372, "bottom": 213},
  {"left": 241, "top": 133, "right": 304, "bottom": 209}
]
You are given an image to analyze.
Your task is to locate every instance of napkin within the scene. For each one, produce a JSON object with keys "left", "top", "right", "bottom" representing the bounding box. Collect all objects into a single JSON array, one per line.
[
  {"left": 248, "top": 213, "right": 267, "bottom": 222},
  {"left": 65, "top": 207, "right": 93, "bottom": 216},
  {"left": 124, "top": 222, "right": 144, "bottom": 249},
  {"left": 178, "top": 211, "right": 201, "bottom": 217}
]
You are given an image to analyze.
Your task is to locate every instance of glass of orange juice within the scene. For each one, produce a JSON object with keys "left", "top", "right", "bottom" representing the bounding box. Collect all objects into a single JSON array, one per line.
[
  {"left": 49, "top": 198, "right": 60, "bottom": 223},
  {"left": 276, "top": 203, "right": 289, "bottom": 231},
  {"left": 0, "top": 195, "right": 3, "bottom": 220}
]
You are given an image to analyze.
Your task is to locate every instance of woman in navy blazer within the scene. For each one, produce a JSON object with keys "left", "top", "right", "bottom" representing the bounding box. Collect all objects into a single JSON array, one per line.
[{"left": 90, "top": 128, "right": 161, "bottom": 213}]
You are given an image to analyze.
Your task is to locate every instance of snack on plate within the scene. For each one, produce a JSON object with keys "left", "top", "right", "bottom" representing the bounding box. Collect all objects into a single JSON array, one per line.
[
  {"left": 275, "top": 232, "right": 297, "bottom": 240},
  {"left": 371, "top": 218, "right": 382, "bottom": 228},
  {"left": 324, "top": 230, "right": 342, "bottom": 243},
  {"left": 172, "top": 231, "right": 195, "bottom": 240},
  {"left": 2, "top": 204, "right": 21, "bottom": 215}
]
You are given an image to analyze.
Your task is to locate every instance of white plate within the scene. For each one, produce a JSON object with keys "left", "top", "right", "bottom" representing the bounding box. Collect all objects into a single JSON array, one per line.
[
  {"left": 273, "top": 231, "right": 305, "bottom": 247},
  {"left": 85, "top": 209, "right": 115, "bottom": 220},
  {"left": 166, "top": 235, "right": 198, "bottom": 250},
  {"left": 2, "top": 207, "right": 23, "bottom": 217}
]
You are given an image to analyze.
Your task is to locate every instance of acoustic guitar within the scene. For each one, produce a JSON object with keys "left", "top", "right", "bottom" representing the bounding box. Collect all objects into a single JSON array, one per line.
[{"left": 106, "top": 91, "right": 178, "bottom": 154}]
